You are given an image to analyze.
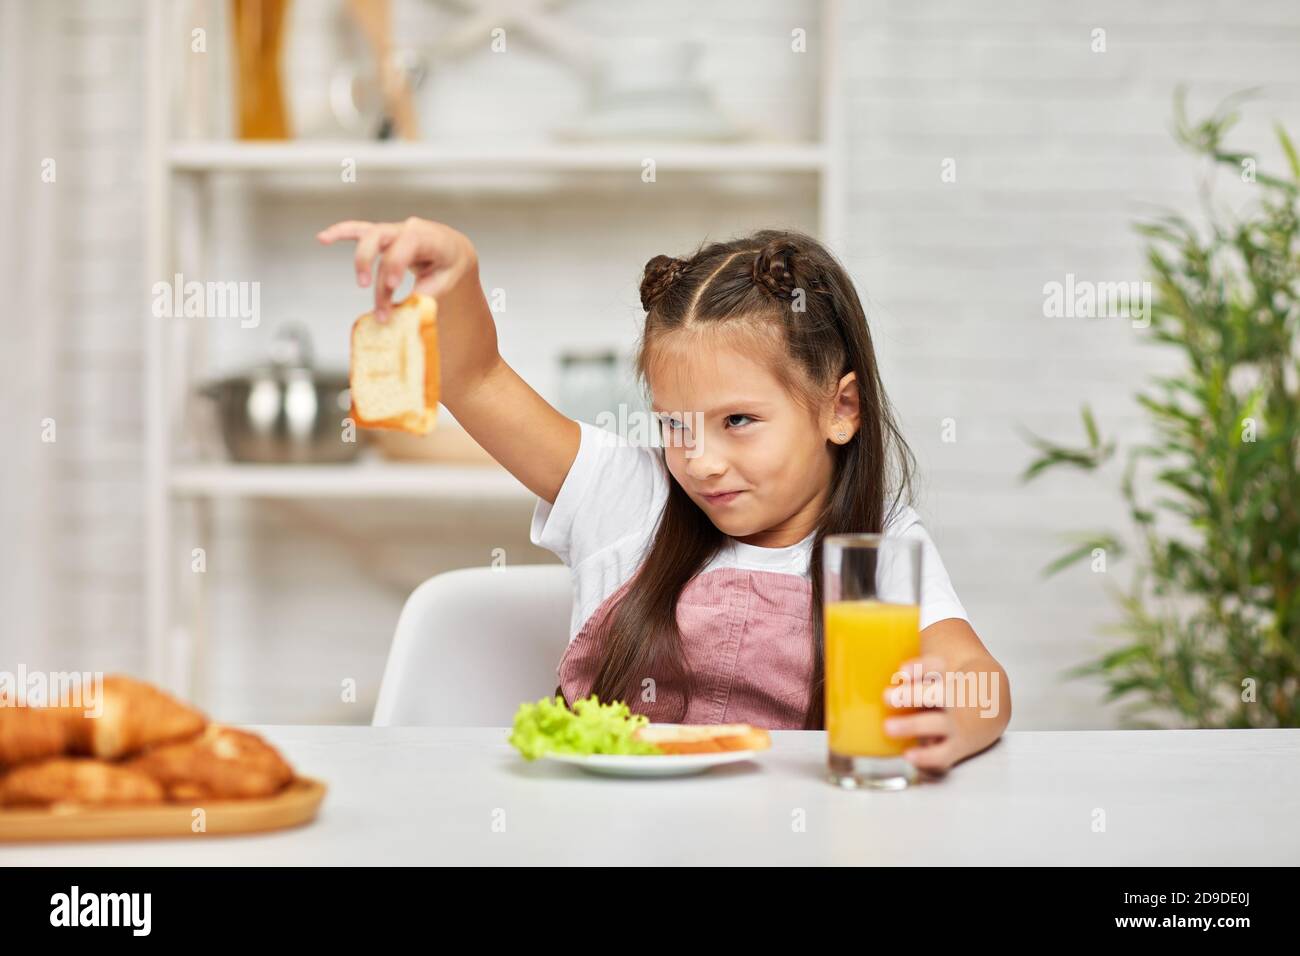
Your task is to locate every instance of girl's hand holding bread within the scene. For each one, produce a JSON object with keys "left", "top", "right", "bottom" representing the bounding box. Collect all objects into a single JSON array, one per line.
[{"left": 317, "top": 217, "right": 580, "bottom": 505}]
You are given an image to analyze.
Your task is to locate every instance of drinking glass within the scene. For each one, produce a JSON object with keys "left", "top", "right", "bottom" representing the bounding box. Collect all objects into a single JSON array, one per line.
[{"left": 824, "top": 534, "right": 924, "bottom": 790}]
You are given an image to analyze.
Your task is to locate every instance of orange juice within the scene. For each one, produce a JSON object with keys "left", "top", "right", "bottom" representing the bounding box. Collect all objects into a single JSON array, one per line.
[{"left": 825, "top": 600, "right": 921, "bottom": 755}]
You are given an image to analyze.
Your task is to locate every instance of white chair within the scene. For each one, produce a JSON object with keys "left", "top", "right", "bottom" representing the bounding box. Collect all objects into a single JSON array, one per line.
[{"left": 372, "top": 564, "right": 574, "bottom": 727}]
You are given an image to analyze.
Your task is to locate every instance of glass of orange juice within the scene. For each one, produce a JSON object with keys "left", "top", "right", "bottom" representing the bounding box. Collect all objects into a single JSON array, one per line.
[{"left": 824, "top": 534, "right": 923, "bottom": 790}]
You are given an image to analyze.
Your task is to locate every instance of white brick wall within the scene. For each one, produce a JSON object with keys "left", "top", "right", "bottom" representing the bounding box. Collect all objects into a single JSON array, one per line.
[
  {"left": 5, "top": 0, "right": 1298, "bottom": 728},
  {"left": 841, "top": 0, "right": 1300, "bottom": 728},
  {"left": 2, "top": 0, "right": 149, "bottom": 678}
]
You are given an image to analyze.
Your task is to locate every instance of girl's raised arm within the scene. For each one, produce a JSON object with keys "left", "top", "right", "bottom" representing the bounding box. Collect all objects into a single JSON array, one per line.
[{"left": 317, "top": 217, "right": 579, "bottom": 504}]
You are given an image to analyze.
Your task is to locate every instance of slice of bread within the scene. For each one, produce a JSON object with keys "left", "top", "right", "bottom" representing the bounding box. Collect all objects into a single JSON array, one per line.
[
  {"left": 633, "top": 723, "right": 771, "bottom": 754},
  {"left": 349, "top": 293, "right": 439, "bottom": 435}
]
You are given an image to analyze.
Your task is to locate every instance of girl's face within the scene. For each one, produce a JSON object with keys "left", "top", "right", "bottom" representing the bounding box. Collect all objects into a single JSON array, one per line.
[{"left": 648, "top": 338, "right": 860, "bottom": 548}]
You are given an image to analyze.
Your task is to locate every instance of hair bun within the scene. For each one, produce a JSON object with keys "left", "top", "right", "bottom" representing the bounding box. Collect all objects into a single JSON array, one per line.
[
  {"left": 752, "top": 238, "right": 802, "bottom": 299},
  {"left": 640, "top": 255, "right": 688, "bottom": 312}
]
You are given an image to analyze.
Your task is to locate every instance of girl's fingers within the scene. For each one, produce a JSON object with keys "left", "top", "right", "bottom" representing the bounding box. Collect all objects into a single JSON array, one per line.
[
  {"left": 882, "top": 681, "right": 945, "bottom": 708},
  {"left": 887, "top": 654, "right": 948, "bottom": 708},
  {"left": 896, "top": 655, "right": 946, "bottom": 683},
  {"left": 381, "top": 226, "right": 421, "bottom": 278},
  {"left": 903, "top": 738, "right": 954, "bottom": 772},
  {"left": 376, "top": 226, "right": 426, "bottom": 318},
  {"left": 316, "top": 220, "right": 375, "bottom": 244},
  {"left": 353, "top": 224, "right": 399, "bottom": 294},
  {"left": 884, "top": 711, "right": 950, "bottom": 740},
  {"left": 319, "top": 216, "right": 471, "bottom": 320}
]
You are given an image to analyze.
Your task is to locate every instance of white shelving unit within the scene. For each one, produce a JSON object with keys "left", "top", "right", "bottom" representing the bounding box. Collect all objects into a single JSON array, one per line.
[
  {"left": 170, "top": 457, "right": 528, "bottom": 500},
  {"left": 142, "top": 0, "right": 846, "bottom": 697},
  {"left": 169, "top": 141, "right": 831, "bottom": 173}
]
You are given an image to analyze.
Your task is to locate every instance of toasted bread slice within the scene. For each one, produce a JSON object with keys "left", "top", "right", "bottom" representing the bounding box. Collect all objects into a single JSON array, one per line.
[
  {"left": 349, "top": 293, "right": 439, "bottom": 435},
  {"left": 634, "top": 723, "right": 771, "bottom": 754}
]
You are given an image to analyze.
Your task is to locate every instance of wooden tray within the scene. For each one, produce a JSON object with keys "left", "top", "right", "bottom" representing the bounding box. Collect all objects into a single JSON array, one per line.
[{"left": 0, "top": 777, "right": 326, "bottom": 843}]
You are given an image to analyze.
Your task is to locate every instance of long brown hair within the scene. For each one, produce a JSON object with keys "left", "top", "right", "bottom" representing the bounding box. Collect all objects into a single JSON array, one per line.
[{"left": 581, "top": 229, "right": 915, "bottom": 729}]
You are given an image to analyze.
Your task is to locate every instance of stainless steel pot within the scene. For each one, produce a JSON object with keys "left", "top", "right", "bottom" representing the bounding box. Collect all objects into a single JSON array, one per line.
[{"left": 198, "top": 324, "right": 362, "bottom": 464}]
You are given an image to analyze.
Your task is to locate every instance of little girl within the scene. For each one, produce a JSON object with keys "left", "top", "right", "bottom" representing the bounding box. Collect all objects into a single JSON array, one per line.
[{"left": 319, "top": 219, "right": 1011, "bottom": 773}]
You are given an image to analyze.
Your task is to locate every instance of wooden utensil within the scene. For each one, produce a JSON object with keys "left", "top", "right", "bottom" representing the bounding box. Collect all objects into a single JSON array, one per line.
[
  {"left": 346, "top": 0, "right": 419, "bottom": 140},
  {"left": 230, "top": 0, "right": 293, "bottom": 139}
]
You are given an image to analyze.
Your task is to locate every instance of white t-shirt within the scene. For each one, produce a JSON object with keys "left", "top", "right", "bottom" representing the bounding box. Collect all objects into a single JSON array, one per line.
[{"left": 530, "top": 420, "right": 970, "bottom": 645}]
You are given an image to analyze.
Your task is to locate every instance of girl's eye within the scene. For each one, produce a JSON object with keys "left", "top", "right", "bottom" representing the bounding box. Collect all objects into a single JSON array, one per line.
[
  {"left": 661, "top": 417, "right": 684, "bottom": 431},
  {"left": 725, "top": 414, "right": 754, "bottom": 428}
]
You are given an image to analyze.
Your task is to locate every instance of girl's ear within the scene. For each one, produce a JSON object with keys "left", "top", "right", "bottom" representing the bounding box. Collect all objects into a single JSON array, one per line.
[{"left": 824, "top": 371, "right": 861, "bottom": 445}]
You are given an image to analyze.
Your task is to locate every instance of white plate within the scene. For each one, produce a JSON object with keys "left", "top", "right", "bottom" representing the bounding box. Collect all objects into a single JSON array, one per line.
[
  {"left": 542, "top": 748, "right": 759, "bottom": 778},
  {"left": 539, "top": 723, "right": 763, "bottom": 777}
]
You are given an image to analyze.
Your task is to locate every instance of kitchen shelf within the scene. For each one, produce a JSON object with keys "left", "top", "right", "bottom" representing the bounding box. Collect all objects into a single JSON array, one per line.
[
  {"left": 169, "top": 140, "right": 830, "bottom": 174},
  {"left": 170, "top": 460, "right": 531, "bottom": 500}
]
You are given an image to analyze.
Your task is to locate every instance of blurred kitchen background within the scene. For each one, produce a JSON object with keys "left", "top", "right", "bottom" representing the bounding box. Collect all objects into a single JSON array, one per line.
[{"left": 2, "top": 0, "right": 1297, "bottom": 728}]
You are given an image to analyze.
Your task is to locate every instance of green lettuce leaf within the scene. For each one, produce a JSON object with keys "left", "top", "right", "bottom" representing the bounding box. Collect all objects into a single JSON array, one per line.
[{"left": 508, "top": 694, "right": 662, "bottom": 759}]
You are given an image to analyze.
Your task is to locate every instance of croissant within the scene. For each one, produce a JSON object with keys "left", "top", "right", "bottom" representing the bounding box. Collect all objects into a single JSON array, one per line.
[
  {"left": 0, "top": 707, "right": 75, "bottom": 767},
  {"left": 66, "top": 675, "right": 207, "bottom": 760},
  {"left": 126, "top": 724, "right": 293, "bottom": 800},
  {"left": 0, "top": 757, "right": 165, "bottom": 808}
]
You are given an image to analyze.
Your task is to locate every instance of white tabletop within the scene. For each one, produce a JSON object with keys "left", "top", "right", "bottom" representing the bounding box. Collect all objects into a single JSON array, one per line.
[{"left": 7, "top": 726, "right": 1299, "bottom": 865}]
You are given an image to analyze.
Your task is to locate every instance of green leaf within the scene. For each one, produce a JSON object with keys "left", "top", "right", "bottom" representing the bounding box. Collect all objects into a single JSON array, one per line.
[
  {"left": 507, "top": 694, "right": 662, "bottom": 759},
  {"left": 1275, "top": 124, "right": 1300, "bottom": 181},
  {"left": 1082, "top": 404, "right": 1101, "bottom": 448}
]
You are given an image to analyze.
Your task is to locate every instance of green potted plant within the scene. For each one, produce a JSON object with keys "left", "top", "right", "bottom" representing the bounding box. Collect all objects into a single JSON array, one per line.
[{"left": 1022, "top": 90, "right": 1300, "bottom": 729}]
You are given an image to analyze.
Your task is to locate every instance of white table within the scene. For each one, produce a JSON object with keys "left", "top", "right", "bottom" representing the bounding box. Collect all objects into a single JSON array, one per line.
[{"left": 7, "top": 726, "right": 1299, "bottom": 865}]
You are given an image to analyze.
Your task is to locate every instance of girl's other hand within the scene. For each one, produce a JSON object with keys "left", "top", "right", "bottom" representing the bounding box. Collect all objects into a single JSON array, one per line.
[
  {"left": 882, "top": 654, "right": 961, "bottom": 775},
  {"left": 316, "top": 217, "right": 477, "bottom": 322}
]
